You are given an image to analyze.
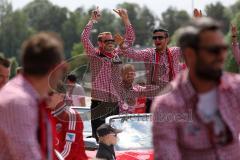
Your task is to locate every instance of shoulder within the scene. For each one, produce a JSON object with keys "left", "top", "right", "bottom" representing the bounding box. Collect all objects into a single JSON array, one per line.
[
  {"left": 151, "top": 76, "right": 186, "bottom": 113},
  {"left": 0, "top": 82, "right": 37, "bottom": 110},
  {"left": 222, "top": 72, "right": 240, "bottom": 91}
]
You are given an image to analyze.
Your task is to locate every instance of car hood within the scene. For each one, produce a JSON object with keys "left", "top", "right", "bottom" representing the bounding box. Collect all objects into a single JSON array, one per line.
[
  {"left": 86, "top": 149, "right": 153, "bottom": 160},
  {"left": 116, "top": 149, "right": 153, "bottom": 160}
]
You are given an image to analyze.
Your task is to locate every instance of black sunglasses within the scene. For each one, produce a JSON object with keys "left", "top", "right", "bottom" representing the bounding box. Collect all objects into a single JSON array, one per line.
[
  {"left": 104, "top": 39, "right": 115, "bottom": 44},
  {"left": 199, "top": 45, "right": 228, "bottom": 55},
  {"left": 152, "top": 36, "right": 166, "bottom": 40}
]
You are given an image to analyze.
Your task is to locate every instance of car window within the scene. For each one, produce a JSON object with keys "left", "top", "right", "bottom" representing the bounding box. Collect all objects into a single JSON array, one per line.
[
  {"left": 109, "top": 114, "right": 152, "bottom": 151},
  {"left": 73, "top": 108, "right": 92, "bottom": 133}
]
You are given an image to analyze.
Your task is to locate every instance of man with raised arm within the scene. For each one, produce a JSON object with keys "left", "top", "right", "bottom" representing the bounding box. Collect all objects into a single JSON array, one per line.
[{"left": 81, "top": 7, "right": 135, "bottom": 140}]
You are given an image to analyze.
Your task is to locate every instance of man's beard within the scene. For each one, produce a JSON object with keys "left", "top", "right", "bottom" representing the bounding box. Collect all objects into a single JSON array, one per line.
[{"left": 195, "top": 58, "right": 223, "bottom": 82}]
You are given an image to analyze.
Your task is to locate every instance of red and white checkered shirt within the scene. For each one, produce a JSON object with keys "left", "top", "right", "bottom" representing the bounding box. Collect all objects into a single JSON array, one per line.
[
  {"left": 81, "top": 22, "right": 135, "bottom": 102},
  {"left": 121, "top": 47, "right": 183, "bottom": 84},
  {"left": 111, "top": 64, "right": 167, "bottom": 113},
  {"left": 152, "top": 71, "right": 240, "bottom": 160},
  {"left": 232, "top": 42, "right": 240, "bottom": 64},
  {"left": 0, "top": 75, "right": 41, "bottom": 160}
]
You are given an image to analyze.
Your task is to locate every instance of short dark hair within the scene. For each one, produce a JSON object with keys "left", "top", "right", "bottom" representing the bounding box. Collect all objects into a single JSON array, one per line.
[
  {"left": 21, "top": 32, "right": 64, "bottom": 76},
  {"left": 0, "top": 56, "right": 10, "bottom": 68},
  {"left": 177, "top": 17, "right": 221, "bottom": 51},
  {"left": 67, "top": 74, "right": 77, "bottom": 83},
  {"left": 153, "top": 28, "right": 169, "bottom": 37}
]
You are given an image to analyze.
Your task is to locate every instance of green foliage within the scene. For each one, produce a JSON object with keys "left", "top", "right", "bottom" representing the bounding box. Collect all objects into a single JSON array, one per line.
[
  {"left": 0, "top": 0, "right": 240, "bottom": 75},
  {"left": 159, "top": 7, "right": 190, "bottom": 37},
  {"left": 9, "top": 57, "right": 18, "bottom": 78},
  {"left": 0, "top": 10, "right": 32, "bottom": 59},
  {"left": 205, "top": 2, "right": 230, "bottom": 33},
  {"left": 69, "top": 42, "right": 89, "bottom": 78}
]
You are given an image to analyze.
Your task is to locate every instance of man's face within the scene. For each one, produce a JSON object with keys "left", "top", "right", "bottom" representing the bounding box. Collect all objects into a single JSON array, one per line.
[
  {"left": 121, "top": 68, "right": 136, "bottom": 85},
  {"left": 194, "top": 30, "right": 227, "bottom": 82},
  {"left": 101, "top": 34, "right": 116, "bottom": 52},
  {"left": 104, "top": 132, "right": 118, "bottom": 145},
  {"left": 0, "top": 64, "right": 10, "bottom": 89},
  {"left": 153, "top": 31, "right": 169, "bottom": 51}
]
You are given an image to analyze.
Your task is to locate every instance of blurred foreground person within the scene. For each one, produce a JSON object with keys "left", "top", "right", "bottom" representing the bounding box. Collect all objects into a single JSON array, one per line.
[
  {"left": 96, "top": 124, "right": 121, "bottom": 160},
  {"left": 152, "top": 17, "right": 240, "bottom": 160},
  {"left": 0, "top": 56, "right": 10, "bottom": 89},
  {"left": 0, "top": 32, "right": 67, "bottom": 160}
]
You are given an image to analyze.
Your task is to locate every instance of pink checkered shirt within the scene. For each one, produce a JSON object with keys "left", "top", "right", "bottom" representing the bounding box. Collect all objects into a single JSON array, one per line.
[
  {"left": 232, "top": 42, "right": 240, "bottom": 64},
  {"left": 0, "top": 75, "right": 41, "bottom": 160},
  {"left": 152, "top": 71, "right": 240, "bottom": 160},
  {"left": 81, "top": 22, "right": 135, "bottom": 102},
  {"left": 121, "top": 47, "right": 183, "bottom": 85}
]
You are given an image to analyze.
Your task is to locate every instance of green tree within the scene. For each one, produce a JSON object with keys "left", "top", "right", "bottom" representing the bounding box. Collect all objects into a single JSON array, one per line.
[
  {"left": 0, "top": 10, "right": 32, "bottom": 59},
  {"left": 159, "top": 7, "right": 190, "bottom": 37},
  {"left": 117, "top": 3, "right": 157, "bottom": 46},
  {"left": 62, "top": 7, "right": 88, "bottom": 58},
  {"left": 205, "top": 2, "right": 230, "bottom": 34},
  {"left": 23, "top": 0, "right": 68, "bottom": 33}
]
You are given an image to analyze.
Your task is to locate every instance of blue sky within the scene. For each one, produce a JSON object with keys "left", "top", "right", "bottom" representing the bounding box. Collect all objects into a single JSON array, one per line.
[{"left": 10, "top": 0, "right": 237, "bottom": 16}]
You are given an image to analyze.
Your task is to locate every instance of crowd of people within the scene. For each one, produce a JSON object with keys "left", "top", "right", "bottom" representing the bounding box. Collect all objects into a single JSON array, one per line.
[{"left": 0, "top": 6, "right": 239, "bottom": 160}]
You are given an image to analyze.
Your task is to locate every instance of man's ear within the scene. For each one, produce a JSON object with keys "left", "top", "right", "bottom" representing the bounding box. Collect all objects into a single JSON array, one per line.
[
  {"left": 166, "top": 37, "right": 170, "bottom": 45},
  {"left": 184, "top": 48, "right": 196, "bottom": 68}
]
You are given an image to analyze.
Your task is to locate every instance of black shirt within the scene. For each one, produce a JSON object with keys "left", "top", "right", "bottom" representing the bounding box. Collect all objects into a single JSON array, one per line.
[{"left": 96, "top": 143, "right": 116, "bottom": 160}]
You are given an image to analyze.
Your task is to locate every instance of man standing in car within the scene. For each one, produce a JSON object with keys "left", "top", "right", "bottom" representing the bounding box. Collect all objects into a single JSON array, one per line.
[{"left": 81, "top": 7, "right": 135, "bottom": 140}]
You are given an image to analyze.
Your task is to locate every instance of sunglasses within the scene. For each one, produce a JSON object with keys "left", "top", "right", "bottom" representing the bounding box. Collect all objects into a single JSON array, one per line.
[
  {"left": 103, "top": 39, "right": 115, "bottom": 44},
  {"left": 152, "top": 36, "right": 166, "bottom": 40},
  {"left": 109, "top": 133, "right": 117, "bottom": 137},
  {"left": 199, "top": 45, "right": 228, "bottom": 55}
]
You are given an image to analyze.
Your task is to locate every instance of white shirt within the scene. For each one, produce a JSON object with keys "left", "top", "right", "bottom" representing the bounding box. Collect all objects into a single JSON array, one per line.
[
  {"left": 197, "top": 88, "right": 225, "bottom": 135},
  {"left": 67, "top": 83, "right": 85, "bottom": 106}
]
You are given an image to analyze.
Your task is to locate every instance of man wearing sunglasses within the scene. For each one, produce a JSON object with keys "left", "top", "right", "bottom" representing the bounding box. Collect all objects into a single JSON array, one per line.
[
  {"left": 152, "top": 17, "right": 240, "bottom": 160},
  {"left": 116, "top": 27, "right": 182, "bottom": 113},
  {"left": 0, "top": 56, "right": 10, "bottom": 89},
  {"left": 81, "top": 7, "right": 135, "bottom": 141}
]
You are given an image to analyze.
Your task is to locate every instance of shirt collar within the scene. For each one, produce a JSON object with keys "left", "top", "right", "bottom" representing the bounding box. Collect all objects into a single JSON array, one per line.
[{"left": 173, "top": 71, "right": 231, "bottom": 101}]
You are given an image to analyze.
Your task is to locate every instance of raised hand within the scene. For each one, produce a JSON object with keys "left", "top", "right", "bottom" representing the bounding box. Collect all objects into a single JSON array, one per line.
[
  {"left": 91, "top": 7, "right": 101, "bottom": 22},
  {"left": 113, "top": 8, "right": 130, "bottom": 25},
  {"left": 193, "top": 8, "right": 202, "bottom": 18},
  {"left": 114, "top": 33, "right": 124, "bottom": 46}
]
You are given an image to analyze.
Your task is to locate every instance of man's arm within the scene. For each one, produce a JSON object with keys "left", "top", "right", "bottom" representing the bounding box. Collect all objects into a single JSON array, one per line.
[
  {"left": 113, "top": 8, "right": 135, "bottom": 47},
  {"left": 81, "top": 8, "right": 101, "bottom": 56},
  {"left": 151, "top": 98, "right": 181, "bottom": 160},
  {"left": 137, "top": 81, "right": 171, "bottom": 98},
  {"left": 231, "top": 24, "right": 240, "bottom": 64}
]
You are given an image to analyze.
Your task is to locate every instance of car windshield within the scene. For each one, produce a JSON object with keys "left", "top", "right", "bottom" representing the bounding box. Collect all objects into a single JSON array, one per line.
[
  {"left": 109, "top": 114, "right": 152, "bottom": 151},
  {"left": 73, "top": 107, "right": 92, "bottom": 133}
]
